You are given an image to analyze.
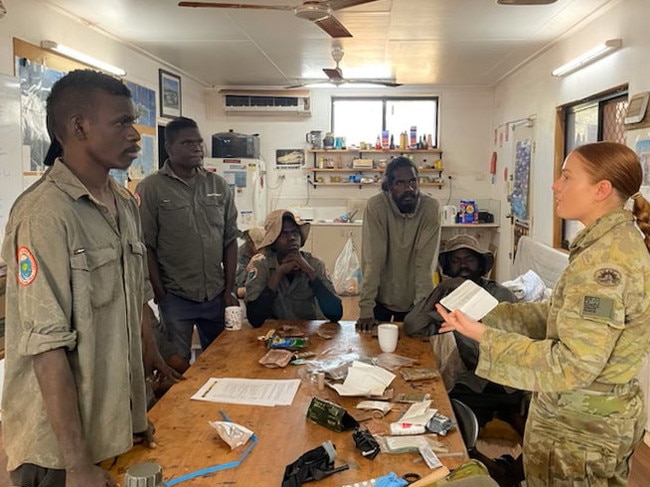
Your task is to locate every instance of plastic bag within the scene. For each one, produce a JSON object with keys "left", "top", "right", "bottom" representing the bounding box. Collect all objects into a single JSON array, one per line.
[{"left": 332, "top": 236, "right": 361, "bottom": 296}]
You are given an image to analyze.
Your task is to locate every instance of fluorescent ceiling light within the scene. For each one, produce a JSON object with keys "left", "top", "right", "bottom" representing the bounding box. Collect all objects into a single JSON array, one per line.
[
  {"left": 41, "top": 41, "right": 126, "bottom": 77},
  {"left": 551, "top": 39, "right": 622, "bottom": 77}
]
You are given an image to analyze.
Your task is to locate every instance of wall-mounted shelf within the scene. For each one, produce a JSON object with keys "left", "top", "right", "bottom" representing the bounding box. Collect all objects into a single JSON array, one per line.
[
  {"left": 307, "top": 148, "right": 445, "bottom": 189},
  {"left": 306, "top": 148, "right": 443, "bottom": 154}
]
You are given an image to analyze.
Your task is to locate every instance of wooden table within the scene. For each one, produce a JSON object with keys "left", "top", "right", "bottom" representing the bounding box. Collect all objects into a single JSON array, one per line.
[{"left": 107, "top": 320, "right": 468, "bottom": 486}]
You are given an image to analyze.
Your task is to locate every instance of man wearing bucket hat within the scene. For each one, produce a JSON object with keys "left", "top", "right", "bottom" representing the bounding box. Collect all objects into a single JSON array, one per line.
[
  {"left": 244, "top": 210, "right": 342, "bottom": 327},
  {"left": 235, "top": 226, "right": 265, "bottom": 298},
  {"left": 404, "top": 235, "right": 525, "bottom": 487},
  {"left": 404, "top": 235, "right": 521, "bottom": 422}
]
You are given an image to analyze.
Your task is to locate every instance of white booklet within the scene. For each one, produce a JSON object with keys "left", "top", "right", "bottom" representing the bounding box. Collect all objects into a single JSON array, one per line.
[{"left": 439, "top": 279, "right": 499, "bottom": 321}]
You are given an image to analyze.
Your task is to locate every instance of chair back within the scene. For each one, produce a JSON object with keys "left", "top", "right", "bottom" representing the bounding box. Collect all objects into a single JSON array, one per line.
[{"left": 451, "top": 398, "right": 480, "bottom": 450}]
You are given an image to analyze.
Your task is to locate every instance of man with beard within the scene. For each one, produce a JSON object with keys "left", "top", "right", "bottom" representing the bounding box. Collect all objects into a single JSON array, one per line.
[
  {"left": 136, "top": 117, "right": 239, "bottom": 367},
  {"left": 356, "top": 156, "right": 440, "bottom": 332},
  {"left": 404, "top": 235, "right": 525, "bottom": 487},
  {"left": 244, "top": 210, "right": 342, "bottom": 327}
]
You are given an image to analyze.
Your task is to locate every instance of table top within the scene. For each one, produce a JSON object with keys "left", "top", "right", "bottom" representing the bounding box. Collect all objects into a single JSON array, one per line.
[{"left": 107, "top": 320, "right": 468, "bottom": 486}]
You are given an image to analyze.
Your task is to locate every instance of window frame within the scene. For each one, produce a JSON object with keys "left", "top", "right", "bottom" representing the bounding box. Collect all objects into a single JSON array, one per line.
[
  {"left": 553, "top": 84, "right": 628, "bottom": 250},
  {"left": 331, "top": 96, "right": 440, "bottom": 148}
]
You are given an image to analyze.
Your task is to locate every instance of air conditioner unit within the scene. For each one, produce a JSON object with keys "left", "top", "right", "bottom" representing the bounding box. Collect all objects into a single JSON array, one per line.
[{"left": 219, "top": 89, "right": 311, "bottom": 116}]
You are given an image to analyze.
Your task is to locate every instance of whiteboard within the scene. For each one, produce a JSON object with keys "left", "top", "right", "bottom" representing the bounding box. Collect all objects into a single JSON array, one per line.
[{"left": 0, "top": 74, "right": 23, "bottom": 244}]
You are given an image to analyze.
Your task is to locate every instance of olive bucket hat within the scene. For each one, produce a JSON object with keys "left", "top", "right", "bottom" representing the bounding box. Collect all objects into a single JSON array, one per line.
[
  {"left": 438, "top": 234, "right": 494, "bottom": 276},
  {"left": 258, "top": 210, "right": 310, "bottom": 250}
]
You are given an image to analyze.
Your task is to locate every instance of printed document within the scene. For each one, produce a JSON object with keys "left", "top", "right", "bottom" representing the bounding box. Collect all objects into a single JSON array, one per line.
[
  {"left": 192, "top": 378, "right": 300, "bottom": 406},
  {"left": 439, "top": 279, "right": 499, "bottom": 321}
]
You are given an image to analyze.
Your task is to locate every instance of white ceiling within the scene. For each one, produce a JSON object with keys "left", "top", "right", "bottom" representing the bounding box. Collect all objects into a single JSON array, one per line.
[{"left": 37, "top": 0, "right": 617, "bottom": 87}]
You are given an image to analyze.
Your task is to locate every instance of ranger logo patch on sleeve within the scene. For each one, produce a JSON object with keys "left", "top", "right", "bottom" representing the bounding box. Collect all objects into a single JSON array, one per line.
[
  {"left": 594, "top": 268, "right": 621, "bottom": 286},
  {"left": 582, "top": 295, "right": 614, "bottom": 320}
]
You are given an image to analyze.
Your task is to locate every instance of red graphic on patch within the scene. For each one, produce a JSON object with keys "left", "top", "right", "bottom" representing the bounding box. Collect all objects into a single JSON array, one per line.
[{"left": 17, "top": 246, "right": 38, "bottom": 286}]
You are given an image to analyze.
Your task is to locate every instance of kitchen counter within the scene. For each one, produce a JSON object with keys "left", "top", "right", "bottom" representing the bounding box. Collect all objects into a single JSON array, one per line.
[{"left": 308, "top": 220, "right": 363, "bottom": 226}]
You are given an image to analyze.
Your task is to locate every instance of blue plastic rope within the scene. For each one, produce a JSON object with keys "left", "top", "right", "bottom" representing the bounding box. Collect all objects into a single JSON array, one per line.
[{"left": 165, "top": 410, "right": 258, "bottom": 486}]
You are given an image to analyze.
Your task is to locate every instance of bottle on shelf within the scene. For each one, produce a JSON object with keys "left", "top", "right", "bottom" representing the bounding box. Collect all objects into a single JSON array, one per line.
[
  {"left": 389, "top": 134, "right": 395, "bottom": 150},
  {"left": 409, "top": 126, "right": 417, "bottom": 149},
  {"left": 375, "top": 135, "right": 382, "bottom": 150},
  {"left": 426, "top": 134, "right": 433, "bottom": 149},
  {"left": 400, "top": 132, "right": 407, "bottom": 150}
]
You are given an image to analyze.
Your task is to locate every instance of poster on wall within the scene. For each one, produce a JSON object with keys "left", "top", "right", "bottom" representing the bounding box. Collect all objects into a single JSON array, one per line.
[
  {"left": 16, "top": 58, "right": 65, "bottom": 173},
  {"left": 511, "top": 139, "right": 532, "bottom": 221},
  {"left": 113, "top": 80, "right": 157, "bottom": 186},
  {"left": 634, "top": 138, "right": 650, "bottom": 188}
]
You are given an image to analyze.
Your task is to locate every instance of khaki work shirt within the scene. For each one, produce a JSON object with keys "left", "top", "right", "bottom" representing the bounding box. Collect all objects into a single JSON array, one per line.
[
  {"left": 136, "top": 162, "right": 238, "bottom": 302},
  {"left": 245, "top": 250, "right": 336, "bottom": 320},
  {"left": 1, "top": 160, "right": 151, "bottom": 470}
]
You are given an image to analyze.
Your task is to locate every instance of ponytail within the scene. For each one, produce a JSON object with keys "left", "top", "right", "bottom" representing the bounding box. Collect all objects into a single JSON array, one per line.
[{"left": 631, "top": 192, "right": 650, "bottom": 253}]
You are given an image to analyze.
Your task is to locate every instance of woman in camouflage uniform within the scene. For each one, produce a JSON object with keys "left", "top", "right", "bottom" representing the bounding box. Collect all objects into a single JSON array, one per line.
[{"left": 436, "top": 142, "right": 650, "bottom": 486}]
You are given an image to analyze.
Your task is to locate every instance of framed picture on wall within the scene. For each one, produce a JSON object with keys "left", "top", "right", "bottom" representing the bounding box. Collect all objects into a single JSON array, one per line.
[
  {"left": 159, "top": 69, "right": 181, "bottom": 118},
  {"left": 275, "top": 149, "right": 305, "bottom": 168}
]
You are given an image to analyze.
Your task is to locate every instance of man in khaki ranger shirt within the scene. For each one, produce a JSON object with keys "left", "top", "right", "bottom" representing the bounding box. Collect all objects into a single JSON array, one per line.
[
  {"left": 136, "top": 117, "right": 239, "bottom": 365},
  {"left": 1, "top": 70, "right": 170, "bottom": 487}
]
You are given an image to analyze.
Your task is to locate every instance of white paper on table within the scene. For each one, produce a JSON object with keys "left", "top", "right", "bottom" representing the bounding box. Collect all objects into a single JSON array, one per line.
[
  {"left": 439, "top": 279, "right": 499, "bottom": 321},
  {"left": 399, "top": 400, "right": 437, "bottom": 425},
  {"left": 191, "top": 377, "right": 300, "bottom": 406},
  {"left": 331, "top": 361, "right": 395, "bottom": 396}
]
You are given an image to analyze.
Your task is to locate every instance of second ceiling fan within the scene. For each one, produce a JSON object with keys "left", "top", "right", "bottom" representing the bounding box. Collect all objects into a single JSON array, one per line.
[
  {"left": 288, "top": 46, "right": 401, "bottom": 88},
  {"left": 178, "top": 0, "right": 380, "bottom": 38}
]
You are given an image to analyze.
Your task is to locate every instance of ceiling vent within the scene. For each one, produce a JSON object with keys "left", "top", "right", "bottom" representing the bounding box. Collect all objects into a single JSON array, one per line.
[{"left": 219, "top": 89, "right": 311, "bottom": 116}]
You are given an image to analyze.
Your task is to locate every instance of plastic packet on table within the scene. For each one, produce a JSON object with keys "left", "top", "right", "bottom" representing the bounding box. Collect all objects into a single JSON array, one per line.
[
  {"left": 377, "top": 434, "right": 446, "bottom": 454},
  {"left": 373, "top": 353, "right": 419, "bottom": 371},
  {"left": 425, "top": 412, "right": 454, "bottom": 436},
  {"left": 303, "top": 352, "right": 362, "bottom": 381},
  {"left": 209, "top": 421, "right": 254, "bottom": 449}
]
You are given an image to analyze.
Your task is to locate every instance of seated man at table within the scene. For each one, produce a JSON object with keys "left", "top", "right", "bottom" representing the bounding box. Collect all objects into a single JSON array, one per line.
[
  {"left": 244, "top": 210, "right": 343, "bottom": 327},
  {"left": 403, "top": 235, "right": 524, "bottom": 431}
]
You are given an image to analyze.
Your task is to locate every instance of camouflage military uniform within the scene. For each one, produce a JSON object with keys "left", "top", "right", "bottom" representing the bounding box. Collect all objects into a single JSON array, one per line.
[{"left": 477, "top": 209, "right": 650, "bottom": 486}]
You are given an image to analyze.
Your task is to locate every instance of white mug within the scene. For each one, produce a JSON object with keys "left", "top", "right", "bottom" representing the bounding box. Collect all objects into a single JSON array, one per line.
[
  {"left": 377, "top": 323, "right": 399, "bottom": 353},
  {"left": 441, "top": 205, "right": 457, "bottom": 225},
  {"left": 224, "top": 305, "right": 242, "bottom": 331}
]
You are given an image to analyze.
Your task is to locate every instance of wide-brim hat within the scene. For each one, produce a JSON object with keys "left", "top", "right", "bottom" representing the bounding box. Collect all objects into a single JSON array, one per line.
[
  {"left": 439, "top": 234, "right": 494, "bottom": 276},
  {"left": 245, "top": 226, "right": 265, "bottom": 249},
  {"left": 258, "top": 210, "right": 310, "bottom": 250}
]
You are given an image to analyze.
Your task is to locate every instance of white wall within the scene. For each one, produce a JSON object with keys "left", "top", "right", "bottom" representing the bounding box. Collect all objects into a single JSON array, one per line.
[
  {"left": 490, "top": 0, "right": 650, "bottom": 280},
  {"left": 2, "top": 0, "right": 650, "bottom": 282},
  {"left": 202, "top": 85, "right": 495, "bottom": 217}
]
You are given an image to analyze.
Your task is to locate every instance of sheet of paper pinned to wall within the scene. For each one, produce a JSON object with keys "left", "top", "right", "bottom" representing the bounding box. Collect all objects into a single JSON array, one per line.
[
  {"left": 0, "top": 75, "right": 23, "bottom": 240},
  {"left": 439, "top": 279, "right": 499, "bottom": 321}
]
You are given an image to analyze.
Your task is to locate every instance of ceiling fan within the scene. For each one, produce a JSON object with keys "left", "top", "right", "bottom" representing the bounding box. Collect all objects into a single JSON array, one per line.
[
  {"left": 178, "top": 0, "right": 380, "bottom": 38},
  {"left": 288, "top": 46, "right": 401, "bottom": 88}
]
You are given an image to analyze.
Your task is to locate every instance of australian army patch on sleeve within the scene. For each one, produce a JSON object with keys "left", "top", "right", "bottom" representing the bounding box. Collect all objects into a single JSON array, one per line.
[
  {"left": 17, "top": 246, "right": 38, "bottom": 286},
  {"left": 581, "top": 295, "right": 614, "bottom": 320}
]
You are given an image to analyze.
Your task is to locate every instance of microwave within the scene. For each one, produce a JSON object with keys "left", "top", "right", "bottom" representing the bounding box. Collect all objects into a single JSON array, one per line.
[{"left": 211, "top": 130, "right": 260, "bottom": 159}]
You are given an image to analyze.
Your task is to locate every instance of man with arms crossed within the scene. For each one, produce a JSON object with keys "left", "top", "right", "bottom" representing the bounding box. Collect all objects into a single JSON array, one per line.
[
  {"left": 1, "top": 70, "right": 165, "bottom": 487},
  {"left": 357, "top": 156, "right": 441, "bottom": 331}
]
